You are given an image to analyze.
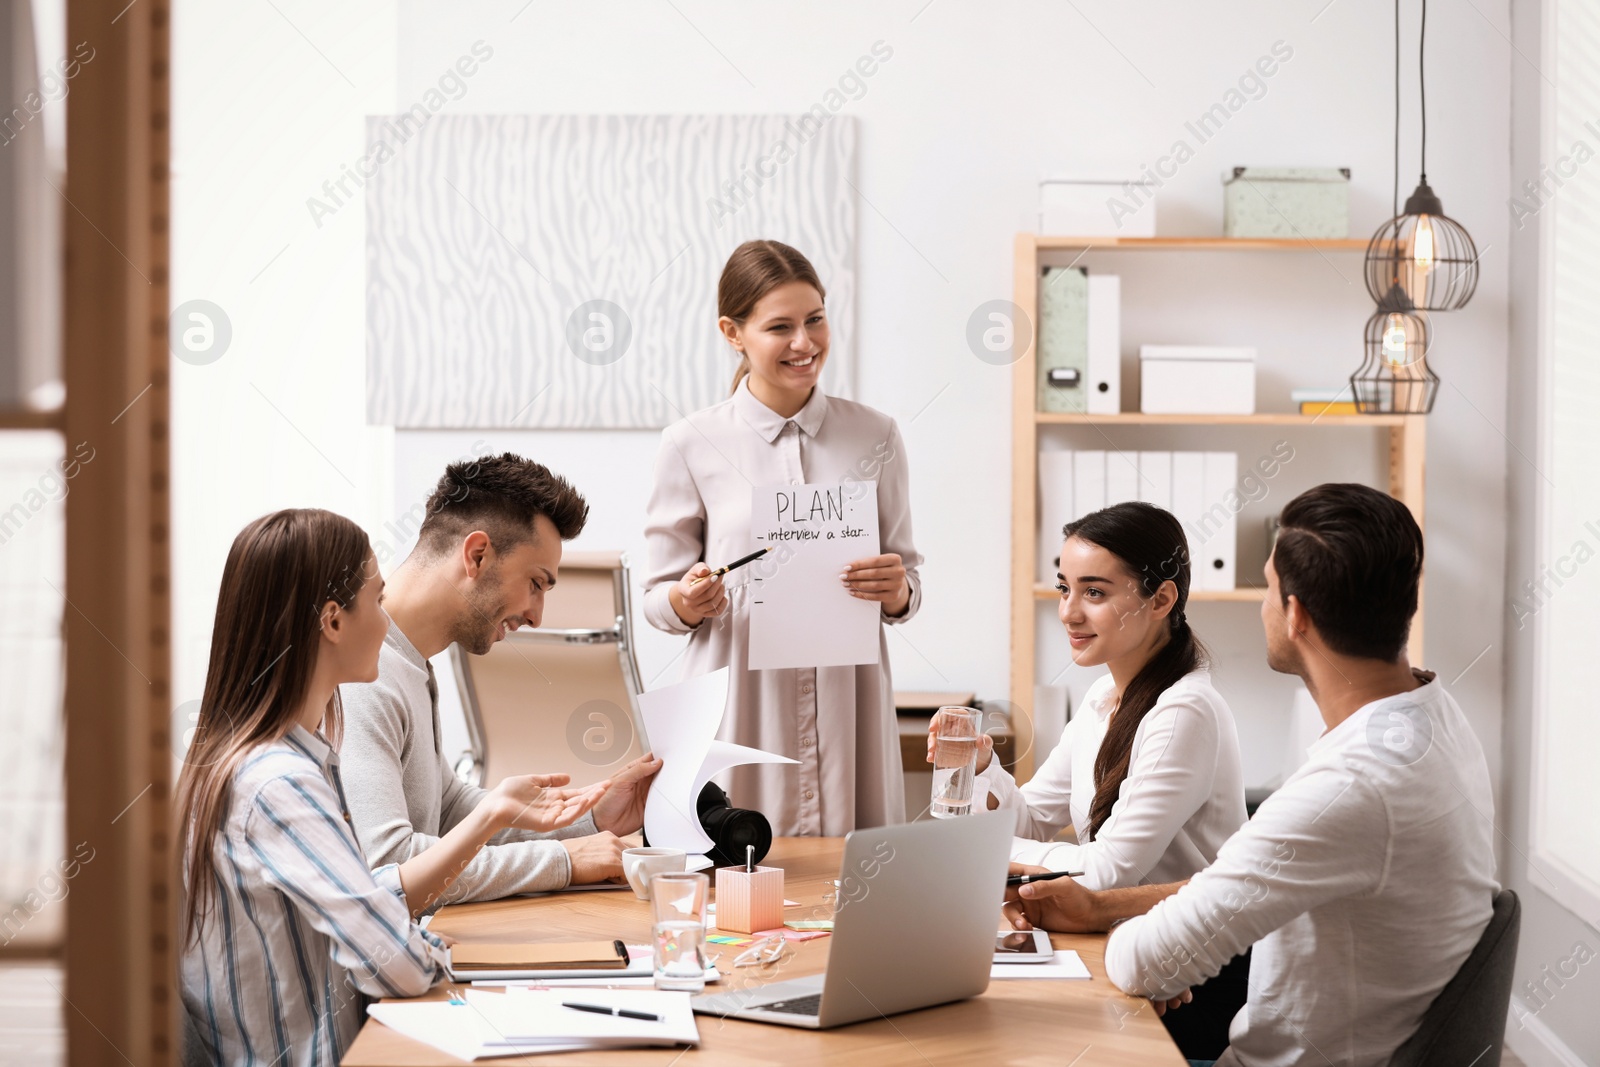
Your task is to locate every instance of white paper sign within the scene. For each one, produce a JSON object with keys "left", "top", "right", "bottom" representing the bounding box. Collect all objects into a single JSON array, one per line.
[
  {"left": 747, "top": 483, "right": 881, "bottom": 670},
  {"left": 640, "top": 668, "right": 797, "bottom": 855}
]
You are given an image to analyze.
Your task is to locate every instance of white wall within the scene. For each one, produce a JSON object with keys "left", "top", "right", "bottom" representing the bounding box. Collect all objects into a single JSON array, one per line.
[{"left": 174, "top": 2, "right": 1512, "bottom": 796}]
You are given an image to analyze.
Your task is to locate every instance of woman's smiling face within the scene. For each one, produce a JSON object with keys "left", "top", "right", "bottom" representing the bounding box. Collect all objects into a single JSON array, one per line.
[
  {"left": 1055, "top": 535, "right": 1169, "bottom": 667},
  {"left": 722, "top": 280, "right": 829, "bottom": 407}
]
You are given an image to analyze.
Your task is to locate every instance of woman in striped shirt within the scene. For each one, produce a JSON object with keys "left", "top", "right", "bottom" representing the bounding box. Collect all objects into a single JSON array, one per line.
[{"left": 177, "top": 509, "right": 609, "bottom": 1066}]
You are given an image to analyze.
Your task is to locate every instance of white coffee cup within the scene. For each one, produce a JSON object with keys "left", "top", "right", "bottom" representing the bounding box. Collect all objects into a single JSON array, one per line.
[{"left": 622, "top": 847, "right": 688, "bottom": 900}]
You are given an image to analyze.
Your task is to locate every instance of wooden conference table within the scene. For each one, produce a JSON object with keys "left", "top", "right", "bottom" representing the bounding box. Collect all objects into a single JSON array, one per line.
[{"left": 342, "top": 837, "right": 1184, "bottom": 1066}]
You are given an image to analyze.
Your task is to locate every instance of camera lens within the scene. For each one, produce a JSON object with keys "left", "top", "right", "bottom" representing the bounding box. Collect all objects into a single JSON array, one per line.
[{"left": 696, "top": 782, "right": 773, "bottom": 867}]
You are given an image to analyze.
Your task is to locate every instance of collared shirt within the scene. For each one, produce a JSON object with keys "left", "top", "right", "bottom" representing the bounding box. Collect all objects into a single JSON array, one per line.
[
  {"left": 979, "top": 669, "right": 1246, "bottom": 889},
  {"left": 179, "top": 725, "right": 447, "bottom": 1067},
  {"left": 643, "top": 379, "right": 922, "bottom": 835},
  {"left": 1104, "top": 673, "right": 1498, "bottom": 1067},
  {"left": 339, "top": 620, "right": 598, "bottom": 901}
]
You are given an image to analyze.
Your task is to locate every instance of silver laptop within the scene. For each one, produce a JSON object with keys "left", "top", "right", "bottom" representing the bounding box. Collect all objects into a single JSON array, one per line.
[{"left": 691, "top": 809, "right": 1012, "bottom": 1029}]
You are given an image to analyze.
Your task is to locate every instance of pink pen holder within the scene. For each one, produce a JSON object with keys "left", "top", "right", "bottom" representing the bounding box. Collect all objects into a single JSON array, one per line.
[{"left": 715, "top": 865, "right": 785, "bottom": 934}]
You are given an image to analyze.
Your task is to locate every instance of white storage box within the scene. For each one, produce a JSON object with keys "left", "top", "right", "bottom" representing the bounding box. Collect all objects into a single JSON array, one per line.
[
  {"left": 1039, "top": 178, "right": 1156, "bottom": 237},
  {"left": 1139, "top": 346, "right": 1256, "bottom": 415}
]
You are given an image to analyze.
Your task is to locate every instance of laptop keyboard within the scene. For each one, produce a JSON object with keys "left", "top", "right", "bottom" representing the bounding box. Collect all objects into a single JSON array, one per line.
[{"left": 757, "top": 993, "right": 822, "bottom": 1016}]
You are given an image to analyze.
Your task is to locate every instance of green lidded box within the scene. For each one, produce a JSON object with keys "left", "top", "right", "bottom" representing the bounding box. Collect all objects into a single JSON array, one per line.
[
  {"left": 1037, "top": 266, "right": 1088, "bottom": 413},
  {"left": 1223, "top": 167, "right": 1350, "bottom": 239}
]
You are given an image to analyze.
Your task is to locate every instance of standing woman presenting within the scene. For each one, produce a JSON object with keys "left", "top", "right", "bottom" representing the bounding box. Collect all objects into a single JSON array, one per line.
[{"left": 644, "top": 239, "right": 922, "bottom": 836}]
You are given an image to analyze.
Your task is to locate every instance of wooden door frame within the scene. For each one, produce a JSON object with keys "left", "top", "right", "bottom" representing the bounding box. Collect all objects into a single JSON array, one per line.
[{"left": 62, "top": 0, "right": 173, "bottom": 1062}]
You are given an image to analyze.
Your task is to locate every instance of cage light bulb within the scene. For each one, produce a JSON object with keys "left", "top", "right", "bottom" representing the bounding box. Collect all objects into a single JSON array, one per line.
[
  {"left": 1382, "top": 314, "right": 1410, "bottom": 366},
  {"left": 1411, "top": 215, "right": 1435, "bottom": 274}
]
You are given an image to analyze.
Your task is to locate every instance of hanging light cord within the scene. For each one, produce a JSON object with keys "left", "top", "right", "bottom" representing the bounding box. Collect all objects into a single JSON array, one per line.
[
  {"left": 1391, "top": 0, "right": 1400, "bottom": 232},
  {"left": 1419, "top": 0, "right": 1428, "bottom": 183}
]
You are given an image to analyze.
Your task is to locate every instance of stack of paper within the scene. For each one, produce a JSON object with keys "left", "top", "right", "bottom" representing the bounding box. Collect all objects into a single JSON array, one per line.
[
  {"left": 368, "top": 989, "right": 699, "bottom": 1060},
  {"left": 367, "top": 1002, "right": 586, "bottom": 1060},
  {"left": 473, "top": 988, "right": 699, "bottom": 1049}
]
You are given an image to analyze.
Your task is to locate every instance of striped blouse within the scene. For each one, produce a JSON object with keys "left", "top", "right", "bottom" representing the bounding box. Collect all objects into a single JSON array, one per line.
[{"left": 179, "top": 725, "right": 446, "bottom": 1066}]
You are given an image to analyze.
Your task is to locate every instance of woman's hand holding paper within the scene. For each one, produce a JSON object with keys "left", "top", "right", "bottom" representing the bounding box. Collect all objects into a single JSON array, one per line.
[{"left": 841, "top": 553, "right": 910, "bottom": 616}]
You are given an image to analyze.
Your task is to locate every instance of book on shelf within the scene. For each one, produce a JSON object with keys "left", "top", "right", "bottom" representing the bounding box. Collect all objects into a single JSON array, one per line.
[{"left": 1291, "top": 386, "right": 1356, "bottom": 416}]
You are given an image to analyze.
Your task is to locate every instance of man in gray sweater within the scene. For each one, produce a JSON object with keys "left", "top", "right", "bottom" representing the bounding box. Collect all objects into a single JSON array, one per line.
[{"left": 340, "top": 453, "right": 661, "bottom": 899}]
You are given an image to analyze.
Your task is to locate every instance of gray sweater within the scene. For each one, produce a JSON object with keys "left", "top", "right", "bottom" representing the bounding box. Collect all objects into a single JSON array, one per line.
[{"left": 339, "top": 620, "right": 596, "bottom": 902}]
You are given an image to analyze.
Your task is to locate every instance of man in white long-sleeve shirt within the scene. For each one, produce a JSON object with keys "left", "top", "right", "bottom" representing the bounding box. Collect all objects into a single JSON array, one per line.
[
  {"left": 341, "top": 453, "right": 661, "bottom": 899},
  {"left": 1004, "top": 483, "right": 1497, "bottom": 1067}
]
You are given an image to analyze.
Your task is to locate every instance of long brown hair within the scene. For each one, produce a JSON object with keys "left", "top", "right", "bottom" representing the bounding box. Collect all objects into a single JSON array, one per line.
[
  {"left": 1064, "top": 502, "right": 1208, "bottom": 840},
  {"left": 718, "top": 239, "right": 826, "bottom": 394},
  {"left": 176, "top": 508, "right": 373, "bottom": 943}
]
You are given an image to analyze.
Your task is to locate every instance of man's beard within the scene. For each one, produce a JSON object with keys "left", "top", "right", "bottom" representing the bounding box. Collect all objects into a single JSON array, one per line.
[
  {"left": 450, "top": 579, "right": 515, "bottom": 656},
  {"left": 1264, "top": 634, "right": 1304, "bottom": 678}
]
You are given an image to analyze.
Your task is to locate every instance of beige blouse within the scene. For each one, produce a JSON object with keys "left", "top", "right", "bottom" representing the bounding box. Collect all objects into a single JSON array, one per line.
[{"left": 643, "top": 379, "right": 923, "bottom": 836}]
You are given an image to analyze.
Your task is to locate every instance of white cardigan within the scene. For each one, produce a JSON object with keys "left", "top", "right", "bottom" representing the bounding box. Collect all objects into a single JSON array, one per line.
[{"left": 979, "top": 669, "right": 1245, "bottom": 890}]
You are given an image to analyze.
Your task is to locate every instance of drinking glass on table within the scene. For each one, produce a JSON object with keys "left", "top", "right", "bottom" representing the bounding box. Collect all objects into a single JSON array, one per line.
[
  {"left": 650, "top": 871, "right": 710, "bottom": 992},
  {"left": 930, "top": 705, "right": 982, "bottom": 818}
]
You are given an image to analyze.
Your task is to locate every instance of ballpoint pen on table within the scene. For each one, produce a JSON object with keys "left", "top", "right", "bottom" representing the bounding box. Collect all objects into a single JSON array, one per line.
[{"left": 561, "top": 1001, "right": 662, "bottom": 1022}]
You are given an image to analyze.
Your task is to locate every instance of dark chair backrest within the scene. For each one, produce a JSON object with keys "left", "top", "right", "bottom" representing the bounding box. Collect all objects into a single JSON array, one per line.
[{"left": 1389, "top": 889, "right": 1521, "bottom": 1067}]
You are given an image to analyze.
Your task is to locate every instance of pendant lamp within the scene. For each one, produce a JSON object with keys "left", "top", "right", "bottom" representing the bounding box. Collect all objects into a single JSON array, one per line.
[{"left": 1362, "top": 0, "right": 1478, "bottom": 312}]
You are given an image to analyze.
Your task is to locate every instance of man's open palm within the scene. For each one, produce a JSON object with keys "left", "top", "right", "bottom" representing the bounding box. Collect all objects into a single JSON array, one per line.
[{"left": 490, "top": 774, "right": 609, "bottom": 833}]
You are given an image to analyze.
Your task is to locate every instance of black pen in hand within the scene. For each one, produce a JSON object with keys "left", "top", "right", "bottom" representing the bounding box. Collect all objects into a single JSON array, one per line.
[
  {"left": 1005, "top": 870, "right": 1084, "bottom": 888},
  {"left": 562, "top": 1001, "right": 662, "bottom": 1022},
  {"left": 689, "top": 546, "right": 771, "bottom": 586}
]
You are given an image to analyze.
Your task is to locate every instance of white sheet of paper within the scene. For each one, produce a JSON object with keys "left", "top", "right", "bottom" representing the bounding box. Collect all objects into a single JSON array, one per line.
[
  {"left": 468, "top": 988, "right": 699, "bottom": 1046},
  {"left": 747, "top": 482, "right": 881, "bottom": 670},
  {"left": 640, "top": 668, "right": 797, "bottom": 854},
  {"left": 366, "top": 1002, "right": 594, "bottom": 1060},
  {"left": 990, "top": 949, "right": 1092, "bottom": 980}
]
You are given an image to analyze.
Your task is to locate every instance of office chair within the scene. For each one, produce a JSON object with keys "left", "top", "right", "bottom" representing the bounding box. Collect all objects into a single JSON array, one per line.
[
  {"left": 1389, "top": 889, "right": 1521, "bottom": 1067},
  {"left": 450, "top": 551, "right": 648, "bottom": 789}
]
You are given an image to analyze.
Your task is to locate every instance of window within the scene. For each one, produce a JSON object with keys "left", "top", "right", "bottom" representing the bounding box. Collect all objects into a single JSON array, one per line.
[{"left": 1533, "top": 0, "right": 1600, "bottom": 920}]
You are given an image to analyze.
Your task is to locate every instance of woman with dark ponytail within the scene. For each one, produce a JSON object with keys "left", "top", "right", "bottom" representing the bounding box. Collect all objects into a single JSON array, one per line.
[{"left": 944, "top": 501, "right": 1245, "bottom": 890}]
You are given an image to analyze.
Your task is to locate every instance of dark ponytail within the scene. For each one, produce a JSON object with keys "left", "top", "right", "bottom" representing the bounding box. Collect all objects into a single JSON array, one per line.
[{"left": 1063, "top": 501, "right": 1207, "bottom": 841}]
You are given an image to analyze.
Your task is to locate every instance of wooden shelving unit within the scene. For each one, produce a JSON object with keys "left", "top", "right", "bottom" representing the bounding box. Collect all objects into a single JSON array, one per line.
[
  {"left": 0, "top": 408, "right": 64, "bottom": 431},
  {"left": 1030, "top": 236, "right": 1373, "bottom": 253},
  {"left": 1031, "top": 583, "right": 1269, "bottom": 602},
  {"left": 1009, "top": 234, "right": 1426, "bottom": 781}
]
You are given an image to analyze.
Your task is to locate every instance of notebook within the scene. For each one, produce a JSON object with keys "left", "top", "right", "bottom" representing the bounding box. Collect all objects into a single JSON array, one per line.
[{"left": 449, "top": 940, "right": 628, "bottom": 972}]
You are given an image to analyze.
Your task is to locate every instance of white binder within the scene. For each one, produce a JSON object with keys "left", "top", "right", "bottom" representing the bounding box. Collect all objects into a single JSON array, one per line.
[
  {"left": 1105, "top": 452, "right": 1139, "bottom": 507},
  {"left": 1170, "top": 452, "right": 1207, "bottom": 584},
  {"left": 1197, "top": 452, "right": 1239, "bottom": 591},
  {"left": 1038, "top": 449, "right": 1076, "bottom": 583},
  {"left": 1086, "top": 275, "right": 1121, "bottom": 415},
  {"left": 1136, "top": 452, "right": 1173, "bottom": 511},
  {"left": 1072, "top": 451, "right": 1107, "bottom": 521}
]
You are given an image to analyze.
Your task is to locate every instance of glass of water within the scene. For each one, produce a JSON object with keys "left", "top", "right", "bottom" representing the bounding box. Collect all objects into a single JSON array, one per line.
[
  {"left": 930, "top": 705, "right": 982, "bottom": 818},
  {"left": 650, "top": 871, "right": 709, "bottom": 991}
]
